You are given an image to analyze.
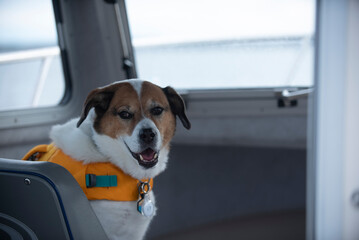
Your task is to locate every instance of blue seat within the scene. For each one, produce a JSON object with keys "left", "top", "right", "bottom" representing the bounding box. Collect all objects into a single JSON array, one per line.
[{"left": 0, "top": 158, "right": 108, "bottom": 240}]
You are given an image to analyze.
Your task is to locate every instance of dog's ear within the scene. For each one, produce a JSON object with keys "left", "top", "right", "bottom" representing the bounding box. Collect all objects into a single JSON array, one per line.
[
  {"left": 77, "top": 87, "right": 115, "bottom": 128},
  {"left": 162, "top": 86, "right": 191, "bottom": 130}
]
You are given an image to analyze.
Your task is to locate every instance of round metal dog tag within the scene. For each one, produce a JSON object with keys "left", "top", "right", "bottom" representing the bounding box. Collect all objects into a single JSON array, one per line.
[{"left": 138, "top": 196, "right": 154, "bottom": 217}]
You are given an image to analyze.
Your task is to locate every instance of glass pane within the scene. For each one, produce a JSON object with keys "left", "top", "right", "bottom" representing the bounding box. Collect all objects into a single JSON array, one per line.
[
  {"left": 126, "top": 0, "right": 315, "bottom": 89},
  {"left": 0, "top": 0, "right": 65, "bottom": 111}
]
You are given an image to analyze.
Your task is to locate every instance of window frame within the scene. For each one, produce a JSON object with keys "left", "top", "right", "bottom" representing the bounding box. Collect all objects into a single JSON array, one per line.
[
  {"left": 0, "top": 0, "right": 136, "bottom": 133},
  {"left": 0, "top": 0, "right": 310, "bottom": 151},
  {"left": 0, "top": 0, "right": 73, "bottom": 129}
]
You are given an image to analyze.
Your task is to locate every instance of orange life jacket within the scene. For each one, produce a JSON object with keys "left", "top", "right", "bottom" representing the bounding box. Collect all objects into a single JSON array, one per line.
[{"left": 22, "top": 144, "right": 153, "bottom": 201}]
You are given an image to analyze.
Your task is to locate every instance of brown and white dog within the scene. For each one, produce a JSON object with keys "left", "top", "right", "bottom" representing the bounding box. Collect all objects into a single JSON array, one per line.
[{"left": 49, "top": 79, "right": 190, "bottom": 239}]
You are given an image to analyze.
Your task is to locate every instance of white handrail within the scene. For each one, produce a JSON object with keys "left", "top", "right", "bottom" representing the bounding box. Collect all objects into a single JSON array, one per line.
[
  {"left": 0, "top": 47, "right": 60, "bottom": 64},
  {"left": 32, "top": 57, "right": 54, "bottom": 107}
]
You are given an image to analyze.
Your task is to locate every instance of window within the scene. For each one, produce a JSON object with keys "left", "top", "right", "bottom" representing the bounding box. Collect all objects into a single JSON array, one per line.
[
  {"left": 125, "top": 0, "right": 315, "bottom": 89},
  {"left": 0, "top": 0, "right": 66, "bottom": 111}
]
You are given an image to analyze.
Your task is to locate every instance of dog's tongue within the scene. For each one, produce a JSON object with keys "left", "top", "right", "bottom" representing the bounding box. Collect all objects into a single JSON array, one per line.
[{"left": 140, "top": 148, "right": 156, "bottom": 161}]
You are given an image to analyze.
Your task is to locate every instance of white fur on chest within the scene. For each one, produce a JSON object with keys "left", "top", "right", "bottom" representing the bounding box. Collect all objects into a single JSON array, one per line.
[{"left": 90, "top": 192, "right": 156, "bottom": 240}]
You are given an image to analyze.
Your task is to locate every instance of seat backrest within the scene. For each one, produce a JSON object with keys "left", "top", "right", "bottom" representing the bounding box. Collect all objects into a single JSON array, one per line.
[{"left": 0, "top": 158, "right": 109, "bottom": 240}]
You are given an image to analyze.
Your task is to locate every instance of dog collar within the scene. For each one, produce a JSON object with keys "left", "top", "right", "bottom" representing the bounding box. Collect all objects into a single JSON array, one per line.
[{"left": 23, "top": 144, "right": 154, "bottom": 201}]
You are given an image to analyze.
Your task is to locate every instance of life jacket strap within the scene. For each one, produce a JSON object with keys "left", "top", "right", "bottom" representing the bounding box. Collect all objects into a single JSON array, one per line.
[{"left": 86, "top": 174, "right": 118, "bottom": 188}]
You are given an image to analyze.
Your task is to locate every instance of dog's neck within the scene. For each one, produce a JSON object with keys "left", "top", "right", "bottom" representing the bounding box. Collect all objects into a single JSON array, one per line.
[{"left": 50, "top": 113, "right": 109, "bottom": 164}]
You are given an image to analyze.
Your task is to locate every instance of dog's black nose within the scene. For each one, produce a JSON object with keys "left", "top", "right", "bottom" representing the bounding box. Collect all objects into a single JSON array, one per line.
[{"left": 140, "top": 128, "right": 156, "bottom": 144}]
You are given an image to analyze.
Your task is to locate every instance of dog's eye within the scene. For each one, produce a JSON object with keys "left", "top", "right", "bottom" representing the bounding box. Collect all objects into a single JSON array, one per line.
[
  {"left": 118, "top": 111, "right": 133, "bottom": 120},
  {"left": 151, "top": 107, "right": 164, "bottom": 116}
]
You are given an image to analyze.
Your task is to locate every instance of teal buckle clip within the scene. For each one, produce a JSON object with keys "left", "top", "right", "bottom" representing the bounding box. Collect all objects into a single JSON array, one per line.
[{"left": 86, "top": 174, "right": 117, "bottom": 188}]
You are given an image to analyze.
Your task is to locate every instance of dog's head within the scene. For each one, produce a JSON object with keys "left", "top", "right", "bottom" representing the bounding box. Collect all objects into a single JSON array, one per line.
[{"left": 76, "top": 80, "right": 190, "bottom": 179}]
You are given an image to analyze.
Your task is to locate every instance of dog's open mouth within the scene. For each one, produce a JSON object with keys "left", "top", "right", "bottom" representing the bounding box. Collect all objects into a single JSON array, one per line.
[{"left": 130, "top": 148, "right": 159, "bottom": 169}]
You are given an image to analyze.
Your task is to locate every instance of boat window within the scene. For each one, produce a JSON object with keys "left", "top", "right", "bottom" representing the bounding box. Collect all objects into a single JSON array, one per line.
[
  {"left": 0, "top": 0, "right": 66, "bottom": 111},
  {"left": 126, "top": 0, "right": 315, "bottom": 89}
]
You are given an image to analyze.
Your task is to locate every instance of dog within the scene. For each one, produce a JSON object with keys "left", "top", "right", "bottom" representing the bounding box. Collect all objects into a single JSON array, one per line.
[{"left": 24, "top": 79, "right": 190, "bottom": 239}]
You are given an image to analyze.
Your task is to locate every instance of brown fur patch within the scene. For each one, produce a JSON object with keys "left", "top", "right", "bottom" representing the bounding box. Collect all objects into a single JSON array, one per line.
[
  {"left": 140, "top": 82, "right": 176, "bottom": 147},
  {"left": 95, "top": 83, "right": 140, "bottom": 138}
]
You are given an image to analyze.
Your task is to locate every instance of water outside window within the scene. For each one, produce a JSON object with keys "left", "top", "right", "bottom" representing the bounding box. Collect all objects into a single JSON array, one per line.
[{"left": 126, "top": 0, "right": 316, "bottom": 89}]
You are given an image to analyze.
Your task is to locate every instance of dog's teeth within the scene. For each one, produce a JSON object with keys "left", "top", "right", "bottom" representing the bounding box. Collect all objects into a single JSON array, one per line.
[
  {"left": 139, "top": 154, "right": 144, "bottom": 161},
  {"left": 154, "top": 153, "right": 158, "bottom": 159}
]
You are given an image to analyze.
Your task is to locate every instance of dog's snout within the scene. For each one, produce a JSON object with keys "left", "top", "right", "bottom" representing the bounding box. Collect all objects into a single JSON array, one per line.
[{"left": 140, "top": 128, "right": 156, "bottom": 144}]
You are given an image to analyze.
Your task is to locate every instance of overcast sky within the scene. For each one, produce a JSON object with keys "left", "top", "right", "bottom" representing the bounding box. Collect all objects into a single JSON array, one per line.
[
  {"left": 0, "top": 0, "right": 315, "bottom": 48},
  {"left": 126, "top": 0, "right": 315, "bottom": 45}
]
